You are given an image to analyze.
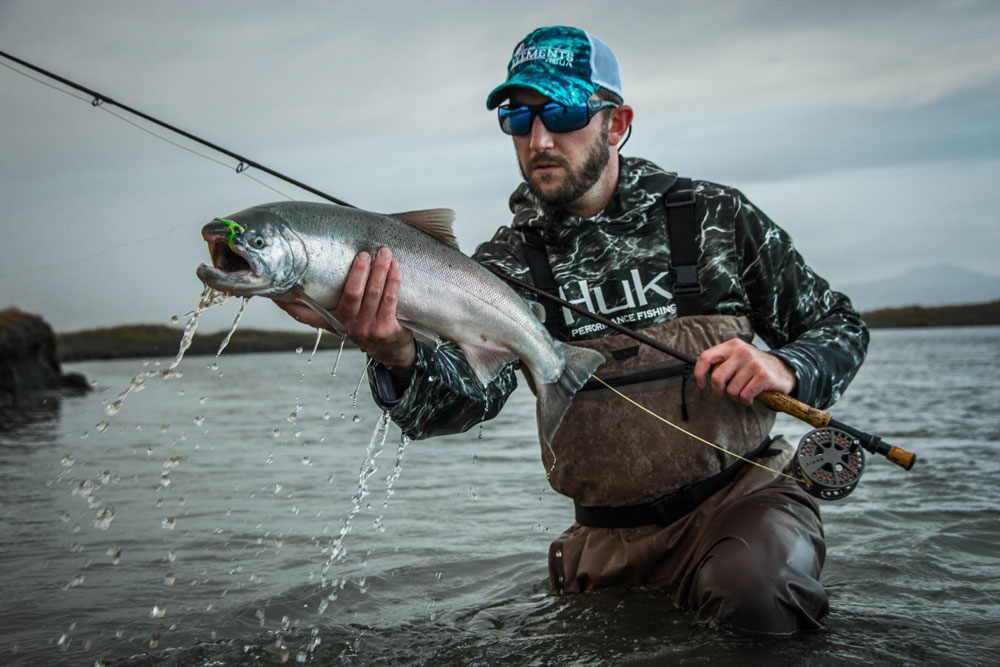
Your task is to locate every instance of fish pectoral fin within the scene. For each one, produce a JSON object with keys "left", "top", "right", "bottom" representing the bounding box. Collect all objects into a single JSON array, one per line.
[
  {"left": 290, "top": 287, "right": 348, "bottom": 337},
  {"left": 458, "top": 342, "right": 517, "bottom": 388},
  {"left": 526, "top": 300, "right": 546, "bottom": 323},
  {"left": 389, "top": 209, "right": 459, "bottom": 249},
  {"left": 397, "top": 318, "right": 442, "bottom": 348}
]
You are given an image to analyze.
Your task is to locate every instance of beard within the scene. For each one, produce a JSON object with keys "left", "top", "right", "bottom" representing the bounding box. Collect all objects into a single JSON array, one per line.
[{"left": 519, "top": 121, "right": 611, "bottom": 209}]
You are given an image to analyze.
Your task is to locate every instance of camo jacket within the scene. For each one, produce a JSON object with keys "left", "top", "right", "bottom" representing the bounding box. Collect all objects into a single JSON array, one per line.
[{"left": 369, "top": 157, "right": 869, "bottom": 439}]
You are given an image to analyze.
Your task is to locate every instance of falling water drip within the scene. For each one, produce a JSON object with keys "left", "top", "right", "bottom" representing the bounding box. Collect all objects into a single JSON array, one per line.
[
  {"left": 349, "top": 358, "right": 373, "bottom": 408},
  {"left": 215, "top": 297, "right": 248, "bottom": 356},
  {"left": 308, "top": 328, "right": 323, "bottom": 363},
  {"left": 330, "top": 336, "right": 348, "bottom": 377}
]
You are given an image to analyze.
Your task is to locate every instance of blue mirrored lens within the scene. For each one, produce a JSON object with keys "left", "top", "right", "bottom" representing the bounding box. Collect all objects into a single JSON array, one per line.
[{"left": 498, "top": 103, "right": 592, "bottom": 136}]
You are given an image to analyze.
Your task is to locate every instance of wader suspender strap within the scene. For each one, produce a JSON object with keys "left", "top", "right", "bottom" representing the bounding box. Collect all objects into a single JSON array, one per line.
[
  {"left": 664, "top": 177, "right": 703, "bottom": 317},
  {"left": 520, "top": 176, "right": 703, "bottom": 339},
  {"left": 522, "top": 229, "right": 568, "bottom": 339}
]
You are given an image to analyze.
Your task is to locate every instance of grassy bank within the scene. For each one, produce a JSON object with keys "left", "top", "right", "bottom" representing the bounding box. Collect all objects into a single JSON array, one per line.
[
  {"left": 57, "top": 325, "right": 353, "bottom": 362},
  {"left": 55, "top": 300, "right": 1000, "bottom": 362}
]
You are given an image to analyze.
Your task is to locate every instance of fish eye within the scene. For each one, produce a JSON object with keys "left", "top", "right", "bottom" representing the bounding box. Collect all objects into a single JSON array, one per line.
[{"left": 251, "top": 236, "right": 266, "bottom": 249}]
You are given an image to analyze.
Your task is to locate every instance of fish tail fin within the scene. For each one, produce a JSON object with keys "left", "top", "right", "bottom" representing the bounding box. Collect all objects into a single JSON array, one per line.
[{"left": 536, "top": 343, "right": 605, "bottom": 446}]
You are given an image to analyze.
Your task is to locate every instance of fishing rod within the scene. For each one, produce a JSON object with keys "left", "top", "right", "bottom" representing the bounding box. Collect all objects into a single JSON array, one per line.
[
  {"left": 3, "top": 50, "right": 915, "bottom": 498},
  {"left": 0, "top": 49, "right": 352, "bottom": 208}
]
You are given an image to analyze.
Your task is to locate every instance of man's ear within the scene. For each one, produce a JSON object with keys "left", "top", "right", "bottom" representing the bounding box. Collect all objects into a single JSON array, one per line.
[{"left": 608, "top": 105, "right": 634, "bottom": 146}]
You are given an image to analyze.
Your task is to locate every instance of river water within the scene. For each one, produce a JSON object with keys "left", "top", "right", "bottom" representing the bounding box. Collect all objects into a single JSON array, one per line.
[{"left": 1, "top": 326, "right": 998, "bottom": 666}]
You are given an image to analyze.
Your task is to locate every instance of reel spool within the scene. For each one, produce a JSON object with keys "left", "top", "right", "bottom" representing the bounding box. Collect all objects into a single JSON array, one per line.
[{"left": 793, "top": 427, "right": 865, "bottom": 500}]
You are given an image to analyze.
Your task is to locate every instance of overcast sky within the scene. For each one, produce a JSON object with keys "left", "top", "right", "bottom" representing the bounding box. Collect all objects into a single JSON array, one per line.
[{"left": 2, "top": 0, "right": 998, "bottom": 334}]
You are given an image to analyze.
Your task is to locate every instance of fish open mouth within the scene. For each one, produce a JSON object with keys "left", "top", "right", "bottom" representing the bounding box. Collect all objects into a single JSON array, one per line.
[{"left": 207, "top": 237, "right": 253, "bottom": 276}]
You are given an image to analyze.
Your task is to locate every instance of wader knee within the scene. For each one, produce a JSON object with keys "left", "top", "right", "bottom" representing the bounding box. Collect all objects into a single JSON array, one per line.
[{"left": 687, "top": 536, "right": 828, "bottom": 635}]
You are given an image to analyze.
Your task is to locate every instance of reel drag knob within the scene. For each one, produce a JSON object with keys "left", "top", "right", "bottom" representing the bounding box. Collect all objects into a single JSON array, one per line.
[{"left": 793, "top": 427, "right": 865, "bottom": 500}]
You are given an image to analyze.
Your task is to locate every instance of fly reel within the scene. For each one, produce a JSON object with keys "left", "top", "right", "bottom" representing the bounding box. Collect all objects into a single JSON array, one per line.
[{"left": 793, "top": 427, "right": 865, "bottom": 500}]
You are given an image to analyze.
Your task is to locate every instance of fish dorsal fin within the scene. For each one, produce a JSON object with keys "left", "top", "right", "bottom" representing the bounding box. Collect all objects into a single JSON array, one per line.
[{"left": 391, "top": 209, "right": 459, "bottom": 249}]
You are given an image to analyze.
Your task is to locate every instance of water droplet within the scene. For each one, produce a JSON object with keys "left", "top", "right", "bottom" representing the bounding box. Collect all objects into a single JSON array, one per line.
[
  {"left": 427, "top": 375, "right": 437, "bottom": 383},
  {"left": 199, "top": 396, "right": 207, "bottom": 405},
  {"left": 96, "top": 421, "right": 109, "bottom": 433},
  {"left": 171, "top": 315, "right": 180, "bottom": 324},
  {"left": 61, "top": 455, "right": 75, "bottom": 467},
  {"left": 150, "top": 604, "right": 166, "bottom": 618},
  {"left": 167, "top": 551, "right": 176, "bottom": 562},
  {"left": 69, "top": 542, "right": 82, "bottom": 553},
  {"left": 295, "top": 347, "right": 304, "bottom": 354},
  {"left": 67, "top": 573, "right": 85, "bottom": 588},
  {"left": 273, "top": 428, "right": 281, "bottom": 438},
  {"left": 302, "top": 456, "right": 312, "bottom": 466},
  {"left": 104, "top": 400, "right": 123, "bottom": 416},
  {"left": 434, "top": 571, "right": 443, "bottom": 580},
  {"left": 161, "top": 517, "right": 176, "bottom": 530},
  {"left": 340, "top": 413, "right": 346, "bottom": 420},
  {"left": 164, "top": 456, "right": 182, "bottom": 468},
  {"left": 323, "top": 412, "right": 331, "bottom": 421},
  {"left": 193, "top": 415, "right": 205, "bottom": 426},
  {"left": 160, "top": 424, "right": 170, "bottom": 433},
  {"left": 274, "top": 483, "right": 283, "bottom": 494},
  {"left": 554, "top": 549, "right": 563, "bottom": 558},
  {"left": 164, "top": 572, "right": 176, "bottom": 586},
  {"left": 108, "top": 546, "right": 122, "bottom": 564},
  {"left": 352, "top": 415, "right": 361, "bottom": 423},
  {"left": 287, "top": 412, "right": 298, "bottom": 424},
  {"left": 94, "top": 506, "right": 116, "bottom": 530}
]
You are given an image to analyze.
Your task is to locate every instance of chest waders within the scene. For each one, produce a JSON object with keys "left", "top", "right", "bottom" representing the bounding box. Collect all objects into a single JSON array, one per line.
[{"left": 521, "top": 177, "right": 776, "bottom": 516}]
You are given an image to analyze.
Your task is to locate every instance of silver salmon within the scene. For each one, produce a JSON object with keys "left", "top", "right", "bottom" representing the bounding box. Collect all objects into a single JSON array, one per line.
[{"left": 196, "top": 201, "right": 604, "bottom": 444}]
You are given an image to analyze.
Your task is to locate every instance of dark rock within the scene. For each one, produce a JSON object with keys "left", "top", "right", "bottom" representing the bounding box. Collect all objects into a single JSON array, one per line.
[{"left": 0, "top": 308, "right": 91, "bottom": 405}]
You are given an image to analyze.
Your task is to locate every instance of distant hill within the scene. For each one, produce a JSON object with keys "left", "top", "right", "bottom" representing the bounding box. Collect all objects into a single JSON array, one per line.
[
  {"left": 862, "top": 300, "right": 1000, "bottom": 328},
  {"left": 839, "top": 264, "right": 1000, "bottom": 311}
]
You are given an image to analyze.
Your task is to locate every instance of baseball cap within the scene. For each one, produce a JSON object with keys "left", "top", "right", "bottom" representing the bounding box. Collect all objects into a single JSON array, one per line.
[{"left": 486, "top": 26, "right": 623, "bottom": 109}]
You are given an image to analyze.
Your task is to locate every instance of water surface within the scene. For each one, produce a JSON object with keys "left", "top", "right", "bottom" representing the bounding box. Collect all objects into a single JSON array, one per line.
[{"left": 1, "top": 327, "right": 998, "bottom": 665}]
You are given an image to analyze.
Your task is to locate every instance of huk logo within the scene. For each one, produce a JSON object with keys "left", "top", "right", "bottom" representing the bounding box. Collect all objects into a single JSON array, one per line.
[
  {"left": 511, "top": 42, "right": 574, "bottom": 70},
  {"left": 557, "top": 269, "right": 676, "bottom": 337}
]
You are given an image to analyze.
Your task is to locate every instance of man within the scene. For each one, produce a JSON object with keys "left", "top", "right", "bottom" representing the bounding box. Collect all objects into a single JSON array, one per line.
[{"left": 281, "top": 26, "right": 868, "bottom": 635}]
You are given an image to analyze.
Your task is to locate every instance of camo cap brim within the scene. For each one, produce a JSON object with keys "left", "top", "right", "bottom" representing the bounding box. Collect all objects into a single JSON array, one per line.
[{"left": 486, "top": 26, "right": 622, "bottom": 109}]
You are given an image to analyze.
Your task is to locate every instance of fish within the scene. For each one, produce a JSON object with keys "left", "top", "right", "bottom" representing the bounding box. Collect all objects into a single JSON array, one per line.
[{"left": 195, "top": 201, "right": 605, "bottom": 444}]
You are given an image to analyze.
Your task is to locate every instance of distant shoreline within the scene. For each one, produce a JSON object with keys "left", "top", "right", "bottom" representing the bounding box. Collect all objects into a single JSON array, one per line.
[{"left": 56, "top": 300, "right": 1000, "bottom": 362}]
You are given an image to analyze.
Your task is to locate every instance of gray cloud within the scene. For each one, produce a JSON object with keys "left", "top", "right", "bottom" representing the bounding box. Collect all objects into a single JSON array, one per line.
[{"left": 1, "top": 0, "right": 998, "bottom": 334}]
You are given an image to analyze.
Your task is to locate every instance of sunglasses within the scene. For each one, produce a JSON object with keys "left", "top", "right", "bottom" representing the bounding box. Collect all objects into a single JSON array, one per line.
[{"left": 498, "top": 100, "right": 620, "bottom": 136}]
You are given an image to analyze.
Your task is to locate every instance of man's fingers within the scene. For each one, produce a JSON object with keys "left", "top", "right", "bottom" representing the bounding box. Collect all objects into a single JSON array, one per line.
[
  {"left": 337, "top": 252, "right": 373, "bottom": 318},
  {"left": 357, "top": 248, "right": 392, "bottom": 323},
  {"left": 373, "top": 259, "right": 403, "bottom": 335}
]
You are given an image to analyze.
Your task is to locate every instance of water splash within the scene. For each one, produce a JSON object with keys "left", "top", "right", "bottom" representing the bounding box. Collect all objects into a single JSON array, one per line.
[
  {"left": 215, "top": 297, "right": 248, "bottom": 357},
  {"left": 103, "top": 286, "right": 228, "bottom": 420},
  {"left": 317, "top": 411, "right": 391, "bottom": 613},
  {"left": 373, "top": 433, "right": 409, "bottom": 533}
]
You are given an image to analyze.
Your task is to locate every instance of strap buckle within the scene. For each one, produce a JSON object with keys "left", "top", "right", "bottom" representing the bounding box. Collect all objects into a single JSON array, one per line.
[{"left": 664, "top": 184, "right": 696, "bottom": 208}]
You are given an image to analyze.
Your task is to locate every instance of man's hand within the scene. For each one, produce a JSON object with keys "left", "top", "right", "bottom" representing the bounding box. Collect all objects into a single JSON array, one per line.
[
  {"left": 693, "top": 338, "right": 797, "bottom": 406},
  {"left": 275, "top": 248, "right": 416, "bottom": 381}
]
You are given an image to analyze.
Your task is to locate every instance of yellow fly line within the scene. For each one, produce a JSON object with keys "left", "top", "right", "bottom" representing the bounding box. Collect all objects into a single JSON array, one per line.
[{"left": 590, "top": 375, "right": 800, "bottom": 483}]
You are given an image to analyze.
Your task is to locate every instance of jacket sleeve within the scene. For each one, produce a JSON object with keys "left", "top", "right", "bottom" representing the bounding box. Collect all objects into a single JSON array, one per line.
[
  {"left": 731, "top": 190, "right": 869, "bottom": 409},
  {"left": 366, "top": 229, "right": 530, "bottom": 440}
]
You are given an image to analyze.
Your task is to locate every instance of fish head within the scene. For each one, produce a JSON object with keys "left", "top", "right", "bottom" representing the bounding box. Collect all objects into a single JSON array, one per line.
[{"left": 196, "top": 206, "right": 308, "bottom": 298}]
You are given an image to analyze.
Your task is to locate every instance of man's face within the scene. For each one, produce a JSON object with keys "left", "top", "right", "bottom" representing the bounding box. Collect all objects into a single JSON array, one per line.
[{"left": 508, "top": 89, "right": 612, "bottom": 210}]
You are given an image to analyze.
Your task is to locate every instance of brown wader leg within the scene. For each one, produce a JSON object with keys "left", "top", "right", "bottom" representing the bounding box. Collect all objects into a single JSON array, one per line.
[
  {"left": 549, "top": 478, "right": 827, "bottom": 636},
  {"left": 680, "top": 483, "right": 828, "bottom": 635}
]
